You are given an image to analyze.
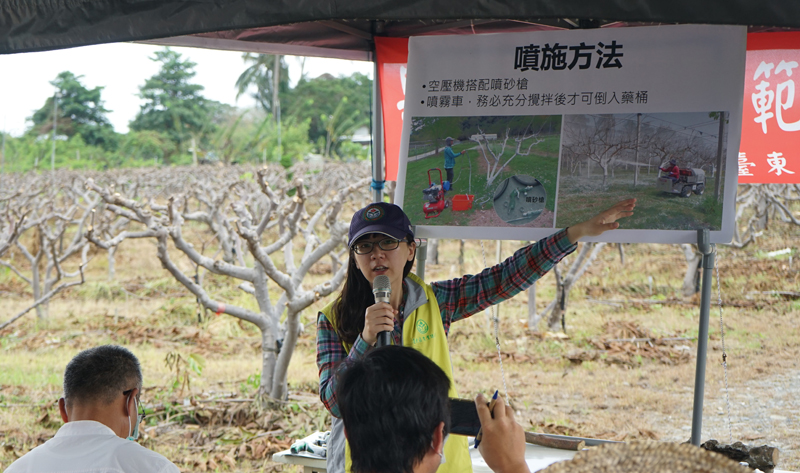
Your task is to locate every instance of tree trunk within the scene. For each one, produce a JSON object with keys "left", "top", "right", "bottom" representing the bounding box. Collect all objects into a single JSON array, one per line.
[
  {"left": 32, "top": 263, "right": 47, "bottom": 320},
  {"left": 681, "top": 244, "right": 701, "bottom": 297},
  {"left": 108, "top": 245, "right": 117, "bottom": 281},
  {"left": 259, "top": 327, "right": 277, "bottom": 397},
  {"left": 527, "top": 281, "right": 540, "bottom": 332},
  {"left": 272, "top": 308, "right": 300, "bottom": 400},
  {"left": 714, "top": 112, "right": 725, "bottom": 202},
  {"left": 427, "top": 239, "right": 439, "bottom": 265},
  {"left": 547, "top": 265, "right": 565, "bottom": 331},
  {"left": 458, "top": 240, "right": 465, "bottom": 273},
  {"left": 247, "top": 266, "right": 280, "bottom": 398},
  {"left": 546, "top": 243, "right": 607, "bottom": 331}
]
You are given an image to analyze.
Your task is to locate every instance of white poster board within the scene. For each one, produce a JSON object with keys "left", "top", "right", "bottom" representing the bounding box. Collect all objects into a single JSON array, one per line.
[{"left": 395, "top": 25, "right": 746, "bottom": 244}]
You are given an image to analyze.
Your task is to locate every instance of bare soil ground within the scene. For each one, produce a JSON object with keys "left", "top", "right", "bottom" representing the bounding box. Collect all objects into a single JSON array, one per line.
[{"left": 1, "top": 221, "right": 799, "bottom": 472}]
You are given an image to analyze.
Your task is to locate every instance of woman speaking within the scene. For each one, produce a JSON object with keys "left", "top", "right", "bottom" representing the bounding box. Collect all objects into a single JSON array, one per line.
[{"left": 317, "top": 199, "right": 635, "bottom": 473}]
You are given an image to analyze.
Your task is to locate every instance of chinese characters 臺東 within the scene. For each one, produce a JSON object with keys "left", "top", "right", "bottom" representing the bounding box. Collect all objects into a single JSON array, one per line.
[
  {"left": 514, "top": 40, "right": 623, "bottom": 72},
  {"left": 751, "top": 59, "right": 800, "bottom": 134}
]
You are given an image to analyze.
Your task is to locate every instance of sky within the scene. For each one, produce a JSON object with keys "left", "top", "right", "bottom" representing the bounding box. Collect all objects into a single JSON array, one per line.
[{"left": 0, "top": 42, "right": 373, "bottom": 137}]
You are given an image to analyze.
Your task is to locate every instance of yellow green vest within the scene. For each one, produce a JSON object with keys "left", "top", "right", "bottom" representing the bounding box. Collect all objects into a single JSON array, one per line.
[{"left": 321, "top": 272, "right": 473, "bottom": 473}]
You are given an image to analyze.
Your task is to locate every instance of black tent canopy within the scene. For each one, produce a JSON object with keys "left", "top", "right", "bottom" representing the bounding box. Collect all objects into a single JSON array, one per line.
[{"left": 1, "top": 1, "right": 799, "bottom": 56}]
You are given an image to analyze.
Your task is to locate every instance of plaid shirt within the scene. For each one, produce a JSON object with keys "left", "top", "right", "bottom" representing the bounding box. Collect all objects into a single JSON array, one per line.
[{"left": 316, "top": 229, "right": 576, "bottom": 417}]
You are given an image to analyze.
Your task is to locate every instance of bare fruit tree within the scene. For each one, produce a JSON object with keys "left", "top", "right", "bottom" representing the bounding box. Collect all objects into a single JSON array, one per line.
[
  {"left": 679, "top": 183, "right": 800, "bottom": 297},
  {"left": 543, "top": 242, "right": 608, "bottom": 332},
  {"left": 730, "top": 184, "right": 800, "bottom": 248},
  {"left": 0, "top": 209, "right": 23, "bottom": 259},
  {"left": 562, "top": 115, "right": 634, "bottom": 188},
  {"left": 472, "top": 124, "right": 545, "bottom": 188},
  {"left": 87, "top": 166, "right": 370, "bottom": 400},
  {"left": 0, "top": 176, "right": 91, "bottom": 329}
]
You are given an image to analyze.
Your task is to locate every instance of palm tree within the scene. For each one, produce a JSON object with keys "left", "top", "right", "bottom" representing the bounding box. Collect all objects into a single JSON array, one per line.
[
  {"left": 235, "top": 53, "right": 290, "bottom": 113},
  {"left": 321, "top": 97, "right": 363, "bottom": 159}
]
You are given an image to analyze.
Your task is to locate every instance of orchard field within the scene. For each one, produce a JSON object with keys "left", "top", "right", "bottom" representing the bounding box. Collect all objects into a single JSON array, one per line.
[{"left": 1, "top": 166, "right": 799, "bottom": 471}]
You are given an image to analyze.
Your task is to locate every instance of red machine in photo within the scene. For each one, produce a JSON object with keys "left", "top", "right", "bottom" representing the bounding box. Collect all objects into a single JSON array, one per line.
[{"left": 422, "top": 169, "right": 449, "bottom": 219}]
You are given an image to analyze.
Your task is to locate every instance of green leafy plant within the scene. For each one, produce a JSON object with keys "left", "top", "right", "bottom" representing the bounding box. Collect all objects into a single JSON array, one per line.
[{"left": 164, "top": 351, "right": 206, "bottom": 396}]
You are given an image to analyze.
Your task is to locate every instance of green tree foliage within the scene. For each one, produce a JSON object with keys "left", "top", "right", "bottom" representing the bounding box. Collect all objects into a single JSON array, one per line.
[
  {"left": 410, "top": 115, "right": 560, "bottom": 144},
  {"left": 2, "top": 133, "right": 112, "bottom": 172},
  {"left": 129, "top": 48, "right": 211, "bottom": 159},
  {"left": 283, "top": 73, "right": 371, "bottom": 152},
  {"left": 29, "top": 71, "right": 117, "bottom": 150},
  {"left": 235, "top": 54, "right": 290, "bottom": 113},
  {"left": 117, "top": 130, "right": 176, "bottom": 167},
  {"left": 4, "top": 57, "right": 373, "bottom": 173},
  {"left": 208, "top": 108, "right": 311, "bottom": 166}
]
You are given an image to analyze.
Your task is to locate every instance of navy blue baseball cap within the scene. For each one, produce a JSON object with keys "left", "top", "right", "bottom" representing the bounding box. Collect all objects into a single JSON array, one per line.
[{"left": 348, "top": 202, "right": 414, "bottom": 248}]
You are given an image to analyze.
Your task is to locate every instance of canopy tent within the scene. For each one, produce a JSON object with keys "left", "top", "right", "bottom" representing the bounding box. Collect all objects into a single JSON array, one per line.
[
  {"left": 1, "top": 0, "right": 795, "bottom": 453},
  {"left": 1, "top": 1, "right": 800, "bottom": 56}
]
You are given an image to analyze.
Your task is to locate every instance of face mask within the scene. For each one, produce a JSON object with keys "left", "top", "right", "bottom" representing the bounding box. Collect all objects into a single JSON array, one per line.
[
  {"left": 126, "top": 395, "right": 142, "bottom": 441},
  {"left": 438, "top": 434, "right": 449, "bottom": 465}
]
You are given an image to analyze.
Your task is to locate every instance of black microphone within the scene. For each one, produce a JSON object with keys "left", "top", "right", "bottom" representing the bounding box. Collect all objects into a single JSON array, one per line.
[{"left": 372, "top": 275, "right": 392, "bottom": 347}]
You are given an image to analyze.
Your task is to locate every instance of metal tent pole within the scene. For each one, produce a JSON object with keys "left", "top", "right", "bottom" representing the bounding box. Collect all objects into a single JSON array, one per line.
[
  {"left": 690, "top": 228, "right": 715, "bottom": 446},
  {"left": 370, "top": 55, "right": 384, "bottom": 203}
]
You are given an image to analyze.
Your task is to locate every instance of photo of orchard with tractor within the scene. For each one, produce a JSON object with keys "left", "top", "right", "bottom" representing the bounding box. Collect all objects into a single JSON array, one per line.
[{"left": 556, "top": 112, "right": 729, "bottom": 231}]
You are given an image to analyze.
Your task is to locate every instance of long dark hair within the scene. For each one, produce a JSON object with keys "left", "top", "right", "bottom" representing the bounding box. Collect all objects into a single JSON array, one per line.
[{"left": 332, "top": 235, "right": 415, "bottom": 345}]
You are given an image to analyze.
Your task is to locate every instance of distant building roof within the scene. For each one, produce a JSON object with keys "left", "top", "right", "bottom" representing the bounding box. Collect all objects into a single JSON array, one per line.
[{"left": 348, "top": 126, "right": 371, "bottom": 144}]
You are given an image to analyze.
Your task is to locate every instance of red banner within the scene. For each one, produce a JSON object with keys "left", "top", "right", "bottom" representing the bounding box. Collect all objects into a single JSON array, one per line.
[
  {"left": 375, "top": 37, "right": 409, "bottom": 182},
  {"left": 740, "top": 32, "right": 800, "bottom": 183}
]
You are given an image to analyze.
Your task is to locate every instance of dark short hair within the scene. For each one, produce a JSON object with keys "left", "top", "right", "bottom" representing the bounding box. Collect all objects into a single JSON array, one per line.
[
  {"left": 63, "top": 345, "right": 142, "bottom": 407},
  {"left": 337, "top": 346, "right": 451, "bottom": 473}
]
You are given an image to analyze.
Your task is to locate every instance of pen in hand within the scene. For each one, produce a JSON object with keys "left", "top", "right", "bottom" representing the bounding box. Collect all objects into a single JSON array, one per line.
[{"left": 473, "top": 390, "right": 498, "bottom": 449}]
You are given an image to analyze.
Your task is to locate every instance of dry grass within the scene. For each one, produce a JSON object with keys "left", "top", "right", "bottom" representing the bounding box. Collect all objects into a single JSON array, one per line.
[{"left": 1, "top": 221, "right": 799, "bottom": 471}]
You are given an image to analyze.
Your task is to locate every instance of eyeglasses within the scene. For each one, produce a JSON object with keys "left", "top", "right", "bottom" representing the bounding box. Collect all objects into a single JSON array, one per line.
[{"left": 352, "top": 238, "right": 403, "bottom": 255}]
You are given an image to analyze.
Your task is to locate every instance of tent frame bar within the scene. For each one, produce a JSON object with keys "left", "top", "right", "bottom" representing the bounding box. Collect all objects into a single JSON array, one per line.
[
  {"left": 320, "top": 20, "right": 374, "bottom": 41},
  {"left": 137, "top": 36, "right": 372, "bottom": 61}
]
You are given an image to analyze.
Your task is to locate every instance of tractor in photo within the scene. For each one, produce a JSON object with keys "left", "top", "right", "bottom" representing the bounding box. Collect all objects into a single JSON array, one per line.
[{"left": 657, "top": 167, "right": 706, "bottom": 197}]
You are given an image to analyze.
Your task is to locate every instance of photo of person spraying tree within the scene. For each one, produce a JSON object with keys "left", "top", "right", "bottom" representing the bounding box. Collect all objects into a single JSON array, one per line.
[{"left": 443, "top": 137, "right": 463, "bottom": 188}]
